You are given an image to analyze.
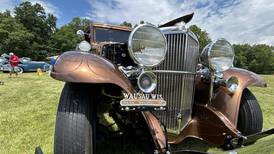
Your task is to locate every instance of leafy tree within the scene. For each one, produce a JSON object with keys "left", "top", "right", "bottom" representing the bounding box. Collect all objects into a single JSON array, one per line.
[
  {"left": 0, "top": 12, "right": 34, "bottom": 56},
  {"left": 14, "top": 1, "right": 57, "bottom": 53},
  {"left": 233, "top": 44, "right": 252, "bottom": 69},
  {"left": 189, "top": 25, "right": 212, "bottom": 51},
  {"left": 69, "top": 17, "right": 90, "bottom": 30},
  {"left": 47, "top": 14, "right": 57, "bottom": 32},
  {"left": 48, "top": 17, "right": 90, "bottom": 53},
  {"left": 120, "top": 21, "right": 132, "bottom": 28},
  {"left": 233, "top": 44, "right": 274, "bottom": 74},
  {"left": 251, "top": 44, "right": 273, "bottom": 74}
]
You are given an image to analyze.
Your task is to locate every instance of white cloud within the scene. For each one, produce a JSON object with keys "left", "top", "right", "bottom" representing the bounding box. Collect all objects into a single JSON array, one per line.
[
  {"left": 22, "top": 0, "right": 61, "bottom": 17},
  {"left": 0, "top": 0, "right": 61, "bottom": 18},
  {"left": 87, "top": 0, "right": 177, "bottom": 26},
  {"left": 87, "top": 0, "right": 274, "bottom": 45},
  {"left": 0, "top": 0, "right": 17, "bottom": 12}
]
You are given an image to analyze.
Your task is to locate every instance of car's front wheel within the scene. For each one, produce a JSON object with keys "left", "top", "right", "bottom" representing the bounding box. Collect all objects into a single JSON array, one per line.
[
  {"left": 54, "top": 83, "right": 97, "bottom": 154},
  {"left": 15, "top": 67, "right": 23, "bottom": 74},
  {"left": 237, "top": 88, "right": 263, "bottom": 136},
  {"left": 222, "top": 88, "right": 263, "bottom": 150}
]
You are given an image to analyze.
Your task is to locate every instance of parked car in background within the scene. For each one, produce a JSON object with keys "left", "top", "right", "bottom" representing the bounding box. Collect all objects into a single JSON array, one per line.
[
  {"left": 0, "top": 53, "right": 9, "bottom": 65},
  {"left": 1, "top": 53, "right": 10, "bottom": 59},
  {"left": 20, "top": 57, "right": 31, "bottom": 63},
  {"left": 0, "top": 57, "right": 8, "bottom": 66},
  {"left": 0, "top": 56, "right": 50, "bottom": 73}
]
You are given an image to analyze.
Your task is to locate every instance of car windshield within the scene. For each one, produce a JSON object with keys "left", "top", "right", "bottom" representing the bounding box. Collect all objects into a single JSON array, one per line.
[{"left": 20, "top": 57, "right": 32, "bottom": 63}]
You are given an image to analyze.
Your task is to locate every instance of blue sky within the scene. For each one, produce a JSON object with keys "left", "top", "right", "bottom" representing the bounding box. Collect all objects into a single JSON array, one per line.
[
  {"left": 0, "top": 0, "right": 91, "bottom": 26},
  {"left": 1, "top": 0, "right": 274, "bottom": 45},
  {"left": 46, "top": 0, "right": 90, "bottom": 26}
]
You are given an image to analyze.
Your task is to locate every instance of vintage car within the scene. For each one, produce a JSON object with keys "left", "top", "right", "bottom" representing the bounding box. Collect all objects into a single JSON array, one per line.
[
  {"left": 50, "top": 13, "right": 272, "bottom": 154},
  {"left": 0, "top": 57, "right": 7, "bottom": 66},
  {"left": 0, "top": 54, "right": 9, "bottom": 66},
  {"left": 0, "top": 57, "right": 50, "bottom": 73}
]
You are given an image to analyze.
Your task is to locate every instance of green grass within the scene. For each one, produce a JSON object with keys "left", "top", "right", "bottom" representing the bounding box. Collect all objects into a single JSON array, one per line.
[
  {"left": 231, "top": 75, "right": 274, "bottom": 154},
  {"left": 0, "top": 73, "right": 63, "bottom": 154},
  {"left": 0, "top": 73, "right": 273, "bottom": 154}
]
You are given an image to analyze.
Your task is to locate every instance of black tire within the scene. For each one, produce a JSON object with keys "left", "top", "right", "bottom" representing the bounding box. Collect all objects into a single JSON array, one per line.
[
  {"left": 54, "top": 83, "right": 97, "bottom": 154},
  {"left": 237, "top": 88, "right": 263, "bottom": 136}
]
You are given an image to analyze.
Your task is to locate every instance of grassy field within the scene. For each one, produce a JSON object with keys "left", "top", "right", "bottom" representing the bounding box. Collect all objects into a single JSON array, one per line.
[{"left": 0, "top": 73, "right": 273, "bottom": 154}]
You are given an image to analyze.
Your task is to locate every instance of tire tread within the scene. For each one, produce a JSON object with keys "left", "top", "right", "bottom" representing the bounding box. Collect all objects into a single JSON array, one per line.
[
  {"left": 237, "top": 88, "right": 263, "bottom": 136},
  {"left": 54, "top": 83, "right": 95, "bottom": 154}
]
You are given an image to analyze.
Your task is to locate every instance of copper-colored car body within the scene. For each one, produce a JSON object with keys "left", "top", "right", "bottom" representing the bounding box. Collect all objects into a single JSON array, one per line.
[
  {"left": 168, "top": 67, "right": 267, "bottom": 145},
  {"left": 51, "top": 23, "right": 267, "bottom": 150}
]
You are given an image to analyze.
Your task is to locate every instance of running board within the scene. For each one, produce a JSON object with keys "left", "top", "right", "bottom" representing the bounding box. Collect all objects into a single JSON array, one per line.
[{"left": 243, "top": 128, "right": 274, "bottom": 145}]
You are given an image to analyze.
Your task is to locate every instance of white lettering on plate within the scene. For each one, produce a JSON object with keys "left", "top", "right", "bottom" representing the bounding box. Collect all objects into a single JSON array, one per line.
[{"left": 122, "top": 93, "right": 164, "bottom": 100}]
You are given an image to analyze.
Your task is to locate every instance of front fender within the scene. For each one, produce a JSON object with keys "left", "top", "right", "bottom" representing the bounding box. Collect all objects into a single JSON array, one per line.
[
  {"left": 50, "top": 51, "right": 134, "bottom": 93},
  {"left": 211, "top": 67, "right": 267, "bottom": 126},
  {"left": 224, "top": 67, "right": 267, "bottom": 88}
]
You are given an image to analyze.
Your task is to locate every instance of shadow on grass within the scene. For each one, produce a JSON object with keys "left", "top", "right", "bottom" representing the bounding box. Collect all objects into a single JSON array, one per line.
[
  {"left": 170, "top": 138, "right": 212, "bottom": 153},
  {"left": 96, "top": 137, "right": 212, "bottom": 154}
]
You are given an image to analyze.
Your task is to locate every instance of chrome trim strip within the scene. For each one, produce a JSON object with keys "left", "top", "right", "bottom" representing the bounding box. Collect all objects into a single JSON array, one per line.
[{"left": 152, "top": 70, "right": 196, "bottom": 75}]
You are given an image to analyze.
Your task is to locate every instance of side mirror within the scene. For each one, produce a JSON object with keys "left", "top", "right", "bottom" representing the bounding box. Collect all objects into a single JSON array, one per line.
[{"left": 76, "top": 30, "right": 85, "bottom": 36}]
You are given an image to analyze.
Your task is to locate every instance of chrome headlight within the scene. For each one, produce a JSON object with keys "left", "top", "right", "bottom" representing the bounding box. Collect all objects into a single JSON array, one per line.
[
  {"left": 226, "top": 76, "right": 239, "bottom": 93},
  {"left": 128, "top": 24, "right": 167, "bottom": 67},
  {"left": 137, "top": 71, "right": 157, "bottom": 93},
  {"left": 200, "top": 39, "right": 234, "bottom": 72},
  {"left": 79, "top": 40, "right": 91, "bottom": 52}
]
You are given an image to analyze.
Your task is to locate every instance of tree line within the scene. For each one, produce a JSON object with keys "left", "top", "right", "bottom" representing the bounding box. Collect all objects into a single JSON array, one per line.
[
  {"left": 0, "top": 2, "right": 273, "bottom": 74},
  {"left": 187, "top": 25, "right": 274, "bottom": 74},
  {"left": 0, "top": 1, "right": 89, "bottom": 60}
]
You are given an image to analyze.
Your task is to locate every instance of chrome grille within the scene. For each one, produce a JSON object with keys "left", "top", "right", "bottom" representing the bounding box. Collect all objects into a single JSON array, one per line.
[{"left": 154, "top": 31, "right": 199, "bottom": 134}]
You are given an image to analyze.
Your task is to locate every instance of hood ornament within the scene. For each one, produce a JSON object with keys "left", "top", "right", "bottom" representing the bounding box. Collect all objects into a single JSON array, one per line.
[{"left": 158, "top": 12, "right": 194, "bottom": 28}]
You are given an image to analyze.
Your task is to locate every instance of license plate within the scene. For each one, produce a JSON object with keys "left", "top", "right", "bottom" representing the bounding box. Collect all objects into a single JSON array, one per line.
[{"left": 120, "top": 93, "right": 166, "bottom": 111}]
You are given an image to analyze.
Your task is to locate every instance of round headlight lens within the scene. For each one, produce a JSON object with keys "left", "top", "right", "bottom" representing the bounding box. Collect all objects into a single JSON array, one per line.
[
  {"left": 226, "top": 76, "right": 239, "bottom": 93},
  {"left": 128, "top": 24, "right": 167, "bottom": 67},
  {"left": 201, "top": 39, "right": 234, "bottom": 72},
  {"left": 79, "top": 40, "right": 91, "bottom": 52},
  {"left": 137, "top": 71, "right": 157, "bottom": 93}
]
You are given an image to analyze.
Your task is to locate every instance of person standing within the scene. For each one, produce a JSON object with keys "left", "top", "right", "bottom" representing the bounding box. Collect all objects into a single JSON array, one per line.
[
  {"left": 48, "top": 56, "right": 56, "bottom": 74},
  {"left": 9, "top": 52, "right": 19, "bottom": 77}
]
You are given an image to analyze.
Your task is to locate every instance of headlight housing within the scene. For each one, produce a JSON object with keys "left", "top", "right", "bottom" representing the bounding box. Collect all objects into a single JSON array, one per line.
[
  {"left": 79, "top": 40, "right": 91, "bottom": 52},
  {"left": 137, "top": 71, "right": 157, "bottom": 93},
  {"left": 200, "top": 39, "right": 234, "bottom": 72},
  {"left": 128, "top": 24, "right": 167, "bottom": 67},
  {"left": 226, "top": 76, "right": 239, "bottom": 93}
]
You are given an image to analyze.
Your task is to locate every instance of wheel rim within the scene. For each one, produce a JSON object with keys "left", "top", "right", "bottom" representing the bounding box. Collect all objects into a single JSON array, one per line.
[{"left": 16, "top": 67, "right": 23, "bottom": 74}]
